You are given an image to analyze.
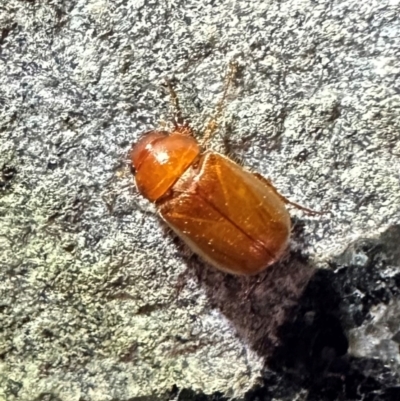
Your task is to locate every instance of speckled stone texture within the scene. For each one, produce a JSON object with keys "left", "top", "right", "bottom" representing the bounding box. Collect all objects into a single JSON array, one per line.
[{"left": 1, "top": 0, "right": 400, "bottom": 400}]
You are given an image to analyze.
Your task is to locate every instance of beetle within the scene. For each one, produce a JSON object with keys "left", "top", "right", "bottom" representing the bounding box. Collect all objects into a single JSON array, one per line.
[{"left": 130, "top": 63, "right": 317, "bottom": 275}]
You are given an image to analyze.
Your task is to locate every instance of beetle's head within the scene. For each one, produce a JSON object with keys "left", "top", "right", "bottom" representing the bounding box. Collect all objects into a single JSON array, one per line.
[{"left": 130, "top": 130, "right": 200, "bottom": 202}]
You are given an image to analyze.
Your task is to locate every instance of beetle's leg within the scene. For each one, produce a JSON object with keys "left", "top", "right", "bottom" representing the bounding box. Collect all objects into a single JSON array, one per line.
[
  {"left": 164, "top": 79, "right": 185, "bottom": 127},
  {"left": 253, "top": 172, "right": 324, "bottom": 215},
  {"left": 201, "top": 61, "right": 238, "bottom": 148}
]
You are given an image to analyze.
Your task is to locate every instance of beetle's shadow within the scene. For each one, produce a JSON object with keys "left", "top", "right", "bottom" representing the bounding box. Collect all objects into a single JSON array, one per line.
[
  {"left": 178, "top": 215, "right": 316, "bottom": 356},
  {"left": 179, "top": 224, "right": 400, "bottom": 400}
]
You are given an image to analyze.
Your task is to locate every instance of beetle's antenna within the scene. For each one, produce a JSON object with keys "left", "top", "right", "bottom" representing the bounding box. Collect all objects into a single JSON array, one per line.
[
  {"left": 165, "top": 79, "right": 184, "bottom": 127},
  {"left": 201, "top": 61, "right": 238, "bottom": 148}
]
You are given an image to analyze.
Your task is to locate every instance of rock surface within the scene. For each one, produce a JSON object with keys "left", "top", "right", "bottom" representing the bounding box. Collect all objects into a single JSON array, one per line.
[{"left": 1, "top": 0, "right": 400, "bottom": 400}]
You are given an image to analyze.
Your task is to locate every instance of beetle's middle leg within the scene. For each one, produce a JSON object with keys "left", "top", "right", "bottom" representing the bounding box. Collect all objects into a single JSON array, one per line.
[
  {"left": 253, "top": 172, "right": 323, "bottom": 215},
  {"left": 201, "top": 61, "right": 239, "bottom": 148}
]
